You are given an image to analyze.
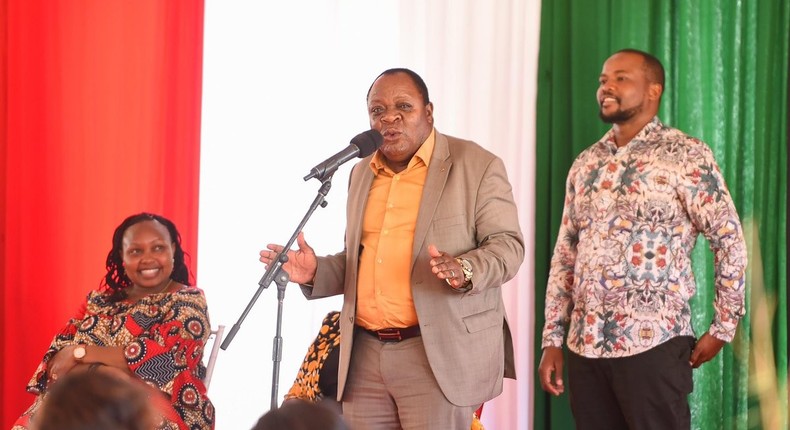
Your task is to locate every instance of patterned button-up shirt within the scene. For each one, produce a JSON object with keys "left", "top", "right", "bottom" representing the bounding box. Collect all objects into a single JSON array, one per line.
[{"left": 542, "top": 117, "right": 747, "bottom": 358}]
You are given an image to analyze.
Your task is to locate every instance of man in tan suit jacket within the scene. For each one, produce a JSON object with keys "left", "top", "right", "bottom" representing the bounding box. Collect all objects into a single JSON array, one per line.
[{"left": 261, "top": 68, "right": 523, "bottom": 429}]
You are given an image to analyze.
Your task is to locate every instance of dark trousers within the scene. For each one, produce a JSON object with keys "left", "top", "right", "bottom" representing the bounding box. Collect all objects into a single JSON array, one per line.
[{"left": 567, "top": 336, "right": 695, "bottom": 430}]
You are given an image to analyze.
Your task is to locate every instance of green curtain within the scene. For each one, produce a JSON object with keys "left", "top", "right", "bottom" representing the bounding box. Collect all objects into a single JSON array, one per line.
[{"left": 534, "top": 1, "right": 788, "bottom": 429}]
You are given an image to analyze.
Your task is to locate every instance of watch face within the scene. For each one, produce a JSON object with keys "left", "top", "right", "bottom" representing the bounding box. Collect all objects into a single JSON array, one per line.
[
  {"left": 456, "top": 258, "right": 472, "bottom": 281},
  {"left": 460, "top": 259, "right": 471, "bottom": 272},
  {"left": 73, "top": 346, "right": 86, "bottom": 360}
]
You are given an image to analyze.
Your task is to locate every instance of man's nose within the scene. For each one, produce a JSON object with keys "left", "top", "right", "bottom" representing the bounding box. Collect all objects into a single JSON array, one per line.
[{"left": 381, "top": 110, "right": 401, "bottom": 123}]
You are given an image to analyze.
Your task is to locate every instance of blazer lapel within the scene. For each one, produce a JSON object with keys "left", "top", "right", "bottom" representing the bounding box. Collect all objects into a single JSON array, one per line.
[
  {"left": 347, "top": 161, "right": 374, "bottom": 257},
  {"left": 411, "top": 131, "right": 451, "bottom": 268}
]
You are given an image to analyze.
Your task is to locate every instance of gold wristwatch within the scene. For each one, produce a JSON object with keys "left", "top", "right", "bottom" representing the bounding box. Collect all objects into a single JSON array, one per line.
[{"left": 455, "top": 258, "right": 473, "bottom": 286}]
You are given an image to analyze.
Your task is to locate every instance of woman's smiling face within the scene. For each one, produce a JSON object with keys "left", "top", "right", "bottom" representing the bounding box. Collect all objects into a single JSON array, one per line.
[{"left": 120, "top": 220, "right": 175, "bottom": 290}]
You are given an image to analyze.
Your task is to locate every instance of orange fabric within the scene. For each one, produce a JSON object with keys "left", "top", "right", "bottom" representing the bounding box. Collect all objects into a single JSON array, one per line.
[
  {"left": 355, "top": 130, "right": 436, "bottom": 330},
  {"left": 0, "top": 2, "right": 204, "bottom": 427}
]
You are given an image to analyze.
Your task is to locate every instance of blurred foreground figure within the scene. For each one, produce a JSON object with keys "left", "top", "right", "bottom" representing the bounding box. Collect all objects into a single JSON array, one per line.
[
  {"left": 31, "top": 370, "right": 157, "bottom": 430},
  {"left": 251, "top": 399, "right": 349, "bottom": 430}
]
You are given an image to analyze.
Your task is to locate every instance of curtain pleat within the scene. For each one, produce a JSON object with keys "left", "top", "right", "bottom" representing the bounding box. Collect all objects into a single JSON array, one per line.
[
  {"left": 0, "top": 1, "right": 204, "bottom": 427},
  {"left": 534, "top": 1, "right": 788, "bottom": 429}
]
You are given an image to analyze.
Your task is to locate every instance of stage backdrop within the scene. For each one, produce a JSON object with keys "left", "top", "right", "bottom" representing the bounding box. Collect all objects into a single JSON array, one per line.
[
  {"left": 534, "top": 1, "right": 789, "bottom": 429},
  {"left": 0, "top": 1, "right": 204, "bottom": 427},
  {"left": 198, "top": 1, "right": 540, "bottom": 428},
  {"left": 2, "top": 1, "right": 541, "bottom": 429}
]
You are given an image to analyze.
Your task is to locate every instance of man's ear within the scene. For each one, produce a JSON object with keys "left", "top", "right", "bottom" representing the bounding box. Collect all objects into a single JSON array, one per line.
[
  {"left": 425, "top": 102, "right": 434, "bottom": 124},
  {"left": 648, "top": 82, "right": 663, "bottom": 102}
]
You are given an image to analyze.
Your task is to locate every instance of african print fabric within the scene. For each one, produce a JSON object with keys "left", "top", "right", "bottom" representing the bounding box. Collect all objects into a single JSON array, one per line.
[
  {"left": 285, "top": 311, "right": 341, "bottom": 402},
  {"left": 542, "top": 117, "right": 747, "bottom": 358},
  {"left": 14, "top": 287, "right": 214, "bottom": 429}
]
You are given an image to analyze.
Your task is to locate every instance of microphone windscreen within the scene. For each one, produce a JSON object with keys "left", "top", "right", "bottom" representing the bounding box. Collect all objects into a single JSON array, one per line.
[{"left": 351, "top": 129, "right": 384, "bottom": 157}]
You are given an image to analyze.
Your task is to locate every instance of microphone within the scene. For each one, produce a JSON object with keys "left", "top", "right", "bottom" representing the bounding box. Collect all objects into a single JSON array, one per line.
[{"left": 303, "top": 129, "right": 383, "bottom": 181}]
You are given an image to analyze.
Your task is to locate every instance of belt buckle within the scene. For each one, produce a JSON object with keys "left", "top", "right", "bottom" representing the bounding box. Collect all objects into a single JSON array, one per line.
[{"left": 376, "top": 328, "right": 402, "bottom": 342}]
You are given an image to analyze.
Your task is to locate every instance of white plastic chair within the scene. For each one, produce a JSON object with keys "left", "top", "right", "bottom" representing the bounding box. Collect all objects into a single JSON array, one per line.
[{"left": 204, "top": 324, "right": 225, "bottom": 390}]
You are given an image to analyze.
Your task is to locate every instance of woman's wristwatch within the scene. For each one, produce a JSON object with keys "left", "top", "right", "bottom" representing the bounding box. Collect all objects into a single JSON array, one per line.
[{"left": 73, "top": 345, "right": 87, "bottom": 361}]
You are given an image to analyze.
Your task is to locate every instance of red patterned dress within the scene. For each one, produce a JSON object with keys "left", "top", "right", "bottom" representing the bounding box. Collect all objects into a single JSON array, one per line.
[{"left": 14, "top": 287, "right": 215, "bottom": 429}]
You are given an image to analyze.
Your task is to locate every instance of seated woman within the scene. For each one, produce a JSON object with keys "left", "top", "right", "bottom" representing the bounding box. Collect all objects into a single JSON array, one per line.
[
  {"left": 284, "top": 311, "right": 342, "bottom": 410},
  {"left": 14, "top": 212, "right": 214, "bottom": 430}
]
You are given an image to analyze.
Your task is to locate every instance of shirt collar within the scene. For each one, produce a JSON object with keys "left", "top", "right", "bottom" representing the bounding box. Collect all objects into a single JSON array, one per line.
[
  {"left": 601, "top": 116, "right": 663, "bottom": 149},
  {"left": 369, "top": 128, "right": 436, "bottom": 175}
]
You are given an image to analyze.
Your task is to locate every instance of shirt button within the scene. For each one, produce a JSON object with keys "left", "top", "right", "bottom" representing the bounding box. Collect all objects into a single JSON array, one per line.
[
  {"left": 394, "top": 175, "right": 400, "bottom": 181},
  {"left": 377, "top": 258, "right": 383, "bottom": 264},
  {"left": 383, "top": 229, "right": 389, "bottom": 235}
]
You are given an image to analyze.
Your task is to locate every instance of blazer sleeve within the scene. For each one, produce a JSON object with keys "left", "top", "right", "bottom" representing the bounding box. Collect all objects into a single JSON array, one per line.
[{"left": 460, "top": 156, "right": 525, "bottom": 293}]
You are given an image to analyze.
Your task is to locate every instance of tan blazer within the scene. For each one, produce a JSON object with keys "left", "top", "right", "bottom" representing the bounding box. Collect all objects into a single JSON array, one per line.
[{"left": 301, "top": 131, "right": 524, "bottom": 406}]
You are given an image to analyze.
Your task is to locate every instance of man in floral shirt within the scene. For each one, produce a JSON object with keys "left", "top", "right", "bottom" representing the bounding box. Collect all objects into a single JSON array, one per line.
[{"left": 538, "top": 49, "right": 747, "bottom": 429}]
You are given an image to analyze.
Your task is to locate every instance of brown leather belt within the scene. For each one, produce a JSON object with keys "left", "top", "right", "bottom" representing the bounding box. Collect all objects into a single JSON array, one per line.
[{"left": 360, "top": 325, "right": 421, "bottom": 342}]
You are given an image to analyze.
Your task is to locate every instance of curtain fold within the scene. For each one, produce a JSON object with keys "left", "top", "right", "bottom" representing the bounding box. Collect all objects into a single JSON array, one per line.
[
  {"left": 0, "top": 1, "right": 204, "bottom": 427},
  {"left": 534, "top": 1, "right": 788, "bottom": 429}
]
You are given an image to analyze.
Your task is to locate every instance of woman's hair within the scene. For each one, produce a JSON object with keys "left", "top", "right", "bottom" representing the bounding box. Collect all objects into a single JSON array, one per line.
[
  {"left": 103, "top": 212, "right": 191, "bottom": 299},
  {"left": 33, "top": 371, "right": 157, "bottom": 430}
]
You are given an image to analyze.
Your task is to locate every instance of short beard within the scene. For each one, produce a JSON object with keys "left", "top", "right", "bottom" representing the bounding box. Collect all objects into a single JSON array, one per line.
[{"left": 599, "top": 104, "right": 642, "bottom": 124}]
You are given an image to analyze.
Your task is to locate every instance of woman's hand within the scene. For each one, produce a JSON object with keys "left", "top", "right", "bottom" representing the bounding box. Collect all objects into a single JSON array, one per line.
[
  {"left": 71, "top": 362, "right": 133, "bottom": 381},
  {"left": 46, "top": 345, "right": 81, "bottom": 385},
  {"left": 47, "top": 345, "right": 133, "bottom": 386}
]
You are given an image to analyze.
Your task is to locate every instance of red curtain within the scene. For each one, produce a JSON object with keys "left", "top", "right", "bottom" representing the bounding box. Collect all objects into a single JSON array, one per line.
[{"left": 0, "top": 1, "right": 204, "bottom": 426}]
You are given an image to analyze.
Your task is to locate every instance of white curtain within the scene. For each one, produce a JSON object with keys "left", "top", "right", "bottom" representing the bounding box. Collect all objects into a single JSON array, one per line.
[{"left": 200, "top": 1, "right": 540, "bottom": 428}]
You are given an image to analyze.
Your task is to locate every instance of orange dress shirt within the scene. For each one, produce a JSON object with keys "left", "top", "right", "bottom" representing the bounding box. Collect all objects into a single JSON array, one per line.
[{"left": 355, "top": 129, "right": 436, "bottom": 330}]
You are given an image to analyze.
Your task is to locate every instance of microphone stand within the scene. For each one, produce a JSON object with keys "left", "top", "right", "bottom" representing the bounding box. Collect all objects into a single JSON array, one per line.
[{"left": 221, "top": 175, "right": 334, "bottom": 410}]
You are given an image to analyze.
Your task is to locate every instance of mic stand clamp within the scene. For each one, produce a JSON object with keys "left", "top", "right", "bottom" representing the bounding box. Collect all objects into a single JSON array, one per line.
[{"left": 220, "top": 176, "right": 334, "bottom": 411}]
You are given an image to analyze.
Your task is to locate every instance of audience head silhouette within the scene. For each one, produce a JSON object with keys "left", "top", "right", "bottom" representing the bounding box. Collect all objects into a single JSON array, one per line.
[
  {"left": 31, "top": 371, "right": 157, "bottom": 430},
  {"left": 251, "top": 399, "right": 349, "bottom": 430}
]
